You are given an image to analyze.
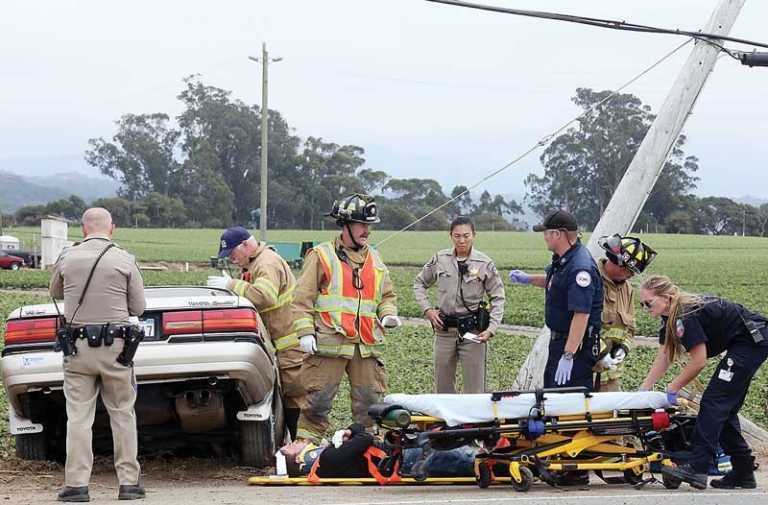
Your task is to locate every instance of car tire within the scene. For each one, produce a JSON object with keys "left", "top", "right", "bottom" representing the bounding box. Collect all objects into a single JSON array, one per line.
[
  {"left": 10, "top": 263, "right": 20, "bottom": 271},
  {"left": 15, "top": 432, "right": 47, "bottom": 461},
  {"left": 239, "top": 386, "right": 285, "bottom": 467}
]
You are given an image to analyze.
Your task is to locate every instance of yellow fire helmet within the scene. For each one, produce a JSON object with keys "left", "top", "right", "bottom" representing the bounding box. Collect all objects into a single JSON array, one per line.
[{"left": 598, "top": 234, "right": 657, "bottom": 274}]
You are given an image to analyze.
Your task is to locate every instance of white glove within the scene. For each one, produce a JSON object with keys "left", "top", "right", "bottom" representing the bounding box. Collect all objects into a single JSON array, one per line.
[
  {"left": 380, "top": 315, "right": 402, "bottom": 329},
  {"left": 207, "top": 276, "right": 230, "bottom": 290},
  {"left": 299, "top": 334, "right": 317, "bottom": 354},
  {"left": 599, "top": 348, "right": 627, "bottom": 370},
  {"left": 331, "top": 429, "right": 346, "bottom": 449}
]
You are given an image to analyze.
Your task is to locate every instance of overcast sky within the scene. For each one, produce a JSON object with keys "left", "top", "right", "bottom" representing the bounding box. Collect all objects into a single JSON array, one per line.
[{"left": 1, "top": 0, "right": 766, "bottom": 200}]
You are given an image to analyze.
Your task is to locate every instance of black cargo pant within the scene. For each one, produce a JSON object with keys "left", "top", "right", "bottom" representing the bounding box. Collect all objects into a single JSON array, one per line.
[
  {"left": 544, "top": 327, "right": 600, "bottom": 390},
  {"left": 688, "top": 337, "right": 768, "bottom": 472}
]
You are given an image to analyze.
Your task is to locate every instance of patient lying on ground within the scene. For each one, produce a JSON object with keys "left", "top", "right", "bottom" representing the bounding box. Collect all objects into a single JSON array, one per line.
[{"left": 279, "top": 423, "right": 476, "bottom": 479}]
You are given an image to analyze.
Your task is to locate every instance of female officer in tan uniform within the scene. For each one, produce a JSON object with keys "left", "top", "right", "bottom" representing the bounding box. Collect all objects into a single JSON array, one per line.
[{"left": 413, "top": 216, "right": 505, "bottom": 393}]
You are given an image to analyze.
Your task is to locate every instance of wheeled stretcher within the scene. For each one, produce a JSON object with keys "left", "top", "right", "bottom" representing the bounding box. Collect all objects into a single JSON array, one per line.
[{"left": 369, "top": 387, "right": 692, "bottom": 491}]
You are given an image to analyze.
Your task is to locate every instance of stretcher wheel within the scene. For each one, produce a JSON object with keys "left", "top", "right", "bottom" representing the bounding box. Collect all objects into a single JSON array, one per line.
[
  {"left": 511, "top": 466, "right": 534, "bottom": 492},
  {"left": 662, "top": 473, "right": 681, "bottom": 490},
  {"left": 477, "top": 464, "right": 491, "bottom": 488}
]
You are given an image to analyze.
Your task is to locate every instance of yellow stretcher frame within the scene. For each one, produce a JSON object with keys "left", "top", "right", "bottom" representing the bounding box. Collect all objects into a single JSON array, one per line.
[{"left": 386, "top": 407, "right": 680, "bottom": 491}]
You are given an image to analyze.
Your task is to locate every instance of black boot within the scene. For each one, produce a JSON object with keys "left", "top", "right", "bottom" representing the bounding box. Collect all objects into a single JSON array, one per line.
[
  {"left": 118, "top": 484, "right": 146, "bottom": 500},
  {"left": 662, "top": 464, "right": 708, "bottom": 490},
  {"left": 711, "top": 457, "right": 757, "bottom": 489},
  {"left": 285, "top": 408, "right": 300, "bottom": 441},
  {"left": 57, "top": 486, "right": 90, "bottom": 502}
]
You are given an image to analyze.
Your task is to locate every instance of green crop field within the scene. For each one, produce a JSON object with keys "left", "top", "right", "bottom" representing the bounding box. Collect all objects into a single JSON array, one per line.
[
  {"left": 1, "top": 228, "right": 767, "bottom": 451},
  {"left": 4, "top": 227, "right": 768, "bottom": 336}
]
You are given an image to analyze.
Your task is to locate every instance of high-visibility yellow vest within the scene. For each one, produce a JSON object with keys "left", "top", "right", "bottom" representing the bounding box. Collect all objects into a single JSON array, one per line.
[{"left": 313, "top": 241, "right": 386, "bottom": 345}]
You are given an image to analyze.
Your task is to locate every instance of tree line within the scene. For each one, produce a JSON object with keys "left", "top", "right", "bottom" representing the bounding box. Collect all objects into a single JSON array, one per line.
[{"left": 7, "top": 80, "right": 768, "bottom": 235}]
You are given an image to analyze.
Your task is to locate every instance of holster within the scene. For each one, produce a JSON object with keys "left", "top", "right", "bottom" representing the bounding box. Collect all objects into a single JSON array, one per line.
[
  {"left": 55, "top": 327, "right": 76, "bottom": 357},
  {"left": 117, "top": 325, "right": 144, "bottom": 367}
]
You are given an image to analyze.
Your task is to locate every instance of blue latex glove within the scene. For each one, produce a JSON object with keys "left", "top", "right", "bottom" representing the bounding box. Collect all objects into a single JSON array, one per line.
[
  {"left": 666, "top": 390, "right": 678, "bottom": 405},
  {"left": 554, "top": 356, "right": 574, "bottom": 385},
  {"left": 508, "top": 270, "right": 531, "bottom": 285}
]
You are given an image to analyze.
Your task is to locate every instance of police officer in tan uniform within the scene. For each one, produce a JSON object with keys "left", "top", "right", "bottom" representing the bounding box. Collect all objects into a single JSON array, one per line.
[
  {"left": 207, "top": 226, "right": 305, "bottom": 439},
  {"left": 292, "top": 194, "right": 400, "bottom": 443},
  {"left": 593, "top": 234, "right": 657, "bottom": 391},
  {"left": 50, "top": 208, "right": 146, "bottom": 502},
  {"left": 413, "top": 216, "right": 505, "bottom": 394}
]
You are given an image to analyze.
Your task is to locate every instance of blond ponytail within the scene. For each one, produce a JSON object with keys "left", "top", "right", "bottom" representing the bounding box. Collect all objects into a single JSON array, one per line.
[{"left": 641, "top": 275, "right": 705, "bottom": 362}]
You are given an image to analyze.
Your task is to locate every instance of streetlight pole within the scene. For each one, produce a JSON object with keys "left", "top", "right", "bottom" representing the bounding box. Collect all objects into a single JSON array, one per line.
[{"left": 248, "top": 43, "right": 282, "bottom": 241}]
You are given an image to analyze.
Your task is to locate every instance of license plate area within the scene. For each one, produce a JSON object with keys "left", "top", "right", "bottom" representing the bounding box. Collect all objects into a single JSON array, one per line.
[{"left": 139, "top": 317, "right": 158, "bottom": 340}]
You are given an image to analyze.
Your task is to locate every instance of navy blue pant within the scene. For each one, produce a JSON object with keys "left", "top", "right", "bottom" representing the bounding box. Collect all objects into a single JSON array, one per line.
[
  {"left": 689, "top": 339, "right": 768, "bottom": 472},
  {"left": 544, "top": 328, "right": 599, "bottom": 390}
]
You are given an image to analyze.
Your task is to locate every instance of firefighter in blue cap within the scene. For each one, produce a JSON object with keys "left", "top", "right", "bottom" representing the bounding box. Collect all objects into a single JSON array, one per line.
[{"left": 207, "top": 226, "right": 305, "bottom": 439}]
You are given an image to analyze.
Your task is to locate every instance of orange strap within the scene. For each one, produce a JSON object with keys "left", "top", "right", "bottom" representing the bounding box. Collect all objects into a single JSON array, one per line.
[
  {"left": 364, "top": 446, "right": 401, "bottom": 485},
  {"left": 307, "top": 456, "right": 322, "bottom": 484}
]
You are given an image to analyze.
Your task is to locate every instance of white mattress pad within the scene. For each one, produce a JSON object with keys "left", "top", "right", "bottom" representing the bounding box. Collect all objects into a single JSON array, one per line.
[{"left": 383, "top": 391, "right": 670, "bottom": 426}]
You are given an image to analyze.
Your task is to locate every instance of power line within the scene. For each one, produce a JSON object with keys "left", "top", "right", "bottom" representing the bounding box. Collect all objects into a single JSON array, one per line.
[
  {"left": 374, "top": 39, "right": 692, "bottom": 247},
  {"left": 425, "top": 0, "right": 768, "bottom": 51}
]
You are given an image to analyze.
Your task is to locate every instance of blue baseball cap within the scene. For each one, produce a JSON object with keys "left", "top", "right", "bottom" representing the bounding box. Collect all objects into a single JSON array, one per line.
[{"left": 218, "top": 226, "right": 251, "bottom": 258}]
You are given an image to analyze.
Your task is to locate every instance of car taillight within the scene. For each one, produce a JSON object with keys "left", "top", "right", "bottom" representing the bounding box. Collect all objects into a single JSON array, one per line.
[
  {"left": 4, "top": 317, "right": 58, "bottom": 344},
  {"left": 163, "top": 311, "right": 203, "bottom": 336},
  {"left": 203, "top": 308, "right": 258, "bottom": 333}
]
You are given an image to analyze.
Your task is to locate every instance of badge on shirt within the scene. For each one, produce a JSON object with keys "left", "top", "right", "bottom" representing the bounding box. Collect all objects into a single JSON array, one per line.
[
  {"left": 575, "top": 271, "right": 591, "bottom": 287},
  {"left": 718, "top": 357, "right": 735, "bottom": 382},
  {"left": 675, "top": 319, "right": 685, "bottom": 338},
  {"left": 469, "top": 267, "right": 479, "bottom": 277}
]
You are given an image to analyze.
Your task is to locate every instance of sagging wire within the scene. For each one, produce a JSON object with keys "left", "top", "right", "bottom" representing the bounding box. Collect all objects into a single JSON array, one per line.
[
  {"left": 425, "top": 0, "right": 768, "bottom": 51},
  {"left": 374, "top": 39, "right": 692, "bottom": 248}
]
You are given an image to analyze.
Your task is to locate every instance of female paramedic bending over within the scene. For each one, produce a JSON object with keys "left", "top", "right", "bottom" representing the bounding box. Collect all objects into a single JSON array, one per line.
[{"left": 638, "top": 275, "right": 768, "bottom": 491}]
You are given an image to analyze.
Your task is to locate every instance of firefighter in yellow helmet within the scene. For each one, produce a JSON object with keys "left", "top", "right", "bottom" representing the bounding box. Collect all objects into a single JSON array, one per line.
[
  {"left": 292, "top": 194, "right": 399, "bottom": 443},
  {"left": 593, "top": 234, "right": 657, "bottom": 391}
]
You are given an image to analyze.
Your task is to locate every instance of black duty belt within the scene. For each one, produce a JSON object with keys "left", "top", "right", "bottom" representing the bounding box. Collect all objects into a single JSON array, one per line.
[
  {"left": 441, "top": 313, "right": 474, "bottom": 328},
  {"left": 72, "top": 324, "right": 131, "bottom": 340},
  {"left": 71, "top": 323, "right": 133, "bottom": 348},
  {"left": 550, "top": 331, "right": 568, "bottom": 341}
]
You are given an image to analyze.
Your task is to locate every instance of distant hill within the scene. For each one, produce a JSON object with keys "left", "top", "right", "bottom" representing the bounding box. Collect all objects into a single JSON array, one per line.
[{"left": 0, "top": 170, "right": 119, "bottom": 213}]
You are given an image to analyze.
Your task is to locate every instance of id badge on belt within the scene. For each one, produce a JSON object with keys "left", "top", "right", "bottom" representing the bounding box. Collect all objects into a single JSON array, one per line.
[{"left": 718, "top": 357, "right": 735, "bottom": 382}]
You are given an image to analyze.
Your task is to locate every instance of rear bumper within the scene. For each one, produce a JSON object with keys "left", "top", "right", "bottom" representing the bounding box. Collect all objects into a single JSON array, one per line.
[{"left": 1, "top": 341, "right": 277, "bottom": 415}]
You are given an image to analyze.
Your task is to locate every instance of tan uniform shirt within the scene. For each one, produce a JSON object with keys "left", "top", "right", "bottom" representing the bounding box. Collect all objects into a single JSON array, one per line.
[
  {"left": 227, "top": 242, "right": 299, "bottom": 352},
  {"left": 291, "top": 238, "right": 397, "bottom": 356},
  {"left": 413, "top": 247, "right": 505, "bottom": 335},
  {"left": 598, "top": 259, "right": 636, "bottom": 379},
  {"left": 49, "top": 235, "right": 146, "bottom": 326}
]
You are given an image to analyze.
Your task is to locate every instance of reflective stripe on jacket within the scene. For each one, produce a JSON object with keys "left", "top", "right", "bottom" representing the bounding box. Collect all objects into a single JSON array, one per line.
[{"left": 313, "top": 241, "right": 386, "bottom": 346}]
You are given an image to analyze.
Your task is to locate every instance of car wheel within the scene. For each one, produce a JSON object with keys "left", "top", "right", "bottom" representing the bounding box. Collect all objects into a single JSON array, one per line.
[
  {"left": 239, "top": 386, "right": 285, "bottom": 467},
  {"left": 15, "top": 432, "right": 48, "bottom": 461},
  {"left": 10, "top": 263, "right": 20, "bottom": 271}
]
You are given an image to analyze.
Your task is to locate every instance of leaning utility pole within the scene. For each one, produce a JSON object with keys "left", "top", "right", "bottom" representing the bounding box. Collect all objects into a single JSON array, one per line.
[
  {"left": 514, "top": 0, "right": 746, "bottom": 391},
  {"left": 248, "top": 43, "right": 282, "bottom": 241}
]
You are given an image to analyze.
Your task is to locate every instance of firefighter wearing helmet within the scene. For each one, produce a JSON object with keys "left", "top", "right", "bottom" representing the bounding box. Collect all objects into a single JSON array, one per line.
[
  {"left": 593, "top": 234, "right": 657, "bottom": 391},
  {"left": 291, "top": 194, "right": 400, "bottom": 443}
]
